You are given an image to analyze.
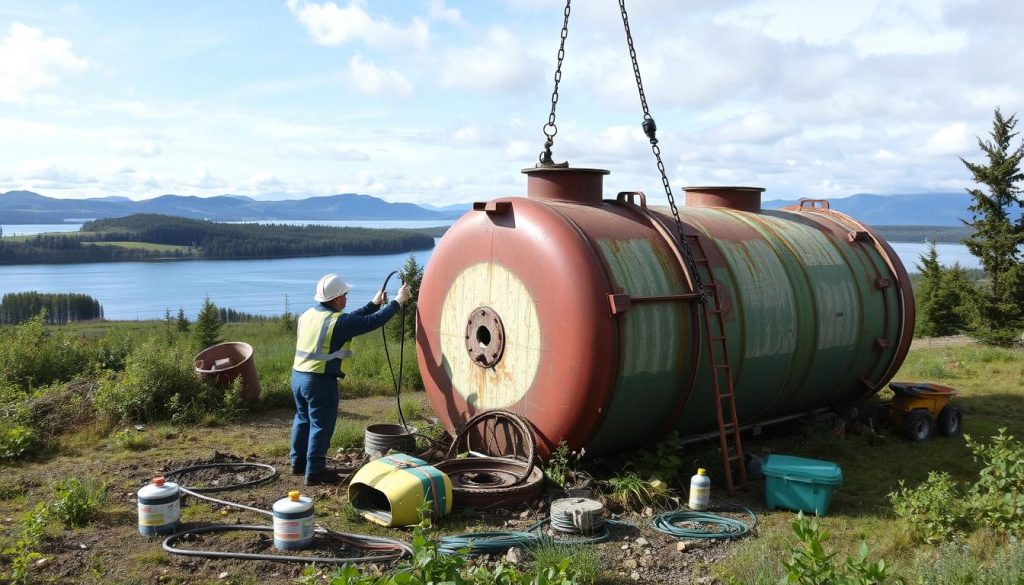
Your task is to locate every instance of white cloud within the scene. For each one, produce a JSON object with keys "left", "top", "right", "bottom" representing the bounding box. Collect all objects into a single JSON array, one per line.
[
  {"left": 428, "top": 0, "right": 463, "bottom": 25},
  {"left": 18, "top": 160, "right": 97, "bottom": 188},
  {"left": 193, "top": 166, "right": 229, "bottom": 190},
  {"left": 109, "top": 136, "right": 163, "bottom": 157},
  {"left": 0, "top": 117, "right": 60, "bottom": 135},
  {"left": 275, "top": 143, "right": 370, "bottom": 160},
  {"left": 348, "top": 54, "right": 413, "bottom": 97},
  {"left": 287, "top": 0, "right": 428, "bottom": 49},
  {"left": 926, "top": 122, "right": 972, "bottom": 156},
  {"left": 0, "top": 23, "right": 89, "bottom": 103},
  {"left": 439, "top": 27, "right": 545, "bottom": 93},
  {"left": 247, "top": 172, "right": 286, "bottom": 191}
]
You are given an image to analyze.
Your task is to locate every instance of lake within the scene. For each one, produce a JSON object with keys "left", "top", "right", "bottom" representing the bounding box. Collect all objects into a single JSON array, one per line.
[{"left": 0, "top": 223, "right": 979, "bottom": 320}]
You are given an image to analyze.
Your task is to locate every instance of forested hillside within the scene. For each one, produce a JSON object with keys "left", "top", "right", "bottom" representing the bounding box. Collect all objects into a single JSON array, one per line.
[
  {"left": 0, "top": 292, "right": 103, "bottom": 324},
  {"left": 0, "top": 214, "right": 437, "bottom": 265}
]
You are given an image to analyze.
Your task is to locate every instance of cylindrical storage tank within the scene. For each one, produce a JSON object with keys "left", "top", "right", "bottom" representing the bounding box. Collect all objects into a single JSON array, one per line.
[{"left": 416, "top": 167, "right": 914, "bottom": 457}]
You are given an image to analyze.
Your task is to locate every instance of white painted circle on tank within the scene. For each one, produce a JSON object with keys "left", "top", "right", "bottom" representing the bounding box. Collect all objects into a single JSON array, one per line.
[{"left": 439, "top": 262, "right": 541, "bottom": 409}]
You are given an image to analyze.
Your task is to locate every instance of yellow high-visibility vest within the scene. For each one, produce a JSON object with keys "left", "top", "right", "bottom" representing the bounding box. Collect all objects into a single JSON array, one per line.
[{"left": 293, "top": 306, "right": 353, "bottom": 375}]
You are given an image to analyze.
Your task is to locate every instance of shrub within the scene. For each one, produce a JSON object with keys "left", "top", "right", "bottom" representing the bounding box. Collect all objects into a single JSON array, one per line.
[
  {"left": 95, "top": 337, "right": 239, "bottom": 424},
  {"left": 967, "top": 429, "right": 1024, "bottom": 534},
  {"left": 2, "top": 502, "right": 48, "bottom": 585},
  {"left": 0, "top": 313, "right": 93, "bottom": 389},
  {"left": 891, "top": 429, "right": 1024, "bottom": 542},
  {"left": 0, "top": 422, "right": 41, "bottom": 461},
  {"left": 49, "top": 477, "right": 107, "bottom": 528},
  {"left": 889, "top": 471, "right": 965, "bottom": 544},
  {"left": 778, "top": 513, "right": 903, "bottom": 585}
]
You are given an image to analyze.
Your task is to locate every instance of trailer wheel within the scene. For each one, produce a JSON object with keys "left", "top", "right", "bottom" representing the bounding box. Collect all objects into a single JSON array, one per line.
[
  {"left": 903, "top": 409, "right": 935, "bottom": 442},
  {"left": 937, "top": 404, "right": 963, "bottom": 436}
]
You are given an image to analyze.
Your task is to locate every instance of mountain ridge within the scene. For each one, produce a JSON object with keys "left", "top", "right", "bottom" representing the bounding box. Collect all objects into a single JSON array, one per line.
[{"left": 1, "top": 189, "right": 1016, "bottom": 226}]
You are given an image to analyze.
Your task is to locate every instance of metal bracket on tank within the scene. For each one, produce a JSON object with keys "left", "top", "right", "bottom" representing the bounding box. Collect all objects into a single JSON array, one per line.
[
  {"left": 607, "top": 292, "right": 702, "bottom": 315},
  {"left": 615, "top": 191, "right": 648, "bottom": 209},
  {"left": 472, "top": 201, "right": 512, "bottom": 215},
  {"left": 797, "top": 198, "right": 831, "bottom": 210}
]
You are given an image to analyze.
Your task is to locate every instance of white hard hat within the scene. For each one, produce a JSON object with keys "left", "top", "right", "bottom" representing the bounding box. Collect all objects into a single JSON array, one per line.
[{"left": 314, "top": 273, "right": 352, "bottom": 302}]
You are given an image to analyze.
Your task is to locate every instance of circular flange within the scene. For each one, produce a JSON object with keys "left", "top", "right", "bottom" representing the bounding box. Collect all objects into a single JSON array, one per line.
[{"left": 464, "top": 306, "right": 505, "bottom": 368}]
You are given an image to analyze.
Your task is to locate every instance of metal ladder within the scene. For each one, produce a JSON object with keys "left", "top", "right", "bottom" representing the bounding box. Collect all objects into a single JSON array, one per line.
[{"left": 686, "top": 234, "right": 748, "bottom": 495}]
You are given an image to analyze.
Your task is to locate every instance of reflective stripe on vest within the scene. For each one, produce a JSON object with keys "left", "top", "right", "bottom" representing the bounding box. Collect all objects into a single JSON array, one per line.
[{"left": 293, "top": 306, "right": 353, "bottom": 374}]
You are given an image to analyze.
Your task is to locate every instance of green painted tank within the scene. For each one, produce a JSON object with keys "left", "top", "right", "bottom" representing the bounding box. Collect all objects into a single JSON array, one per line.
[{"left": 416, "top": 166, "right": 914, "bottom": 457}]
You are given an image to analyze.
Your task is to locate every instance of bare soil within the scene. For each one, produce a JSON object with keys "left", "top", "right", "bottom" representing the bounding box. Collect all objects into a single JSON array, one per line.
[{"left": 1, "top": 394, "right": 754, "bottom": 584}]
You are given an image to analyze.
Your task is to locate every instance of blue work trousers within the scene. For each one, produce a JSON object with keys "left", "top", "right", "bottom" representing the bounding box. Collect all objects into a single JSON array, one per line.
[{"left": 290, "top": 370, "right": 340, "bottom": 477}]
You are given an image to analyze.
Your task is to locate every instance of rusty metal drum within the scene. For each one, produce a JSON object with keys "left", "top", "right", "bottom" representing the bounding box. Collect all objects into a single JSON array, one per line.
[{"left": 416, "top": 167, "right": 914, "bottom": 457}]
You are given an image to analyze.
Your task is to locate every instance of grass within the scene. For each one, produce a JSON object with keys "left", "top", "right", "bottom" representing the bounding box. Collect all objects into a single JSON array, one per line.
[
  {"left": 82, "top": 241, "right": 193, "bottom": 253},
  {"left": 715, "top": 342, "right": 1024, "bottom": 582},
  {"left": 531, "top": 541, "right": 603, "bottom": 584}
]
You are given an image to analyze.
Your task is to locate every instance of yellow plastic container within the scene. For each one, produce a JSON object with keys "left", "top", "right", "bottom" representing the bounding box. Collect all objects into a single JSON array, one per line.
[{"left": 348, "top": 454, "right": 452, "bottom": 527}]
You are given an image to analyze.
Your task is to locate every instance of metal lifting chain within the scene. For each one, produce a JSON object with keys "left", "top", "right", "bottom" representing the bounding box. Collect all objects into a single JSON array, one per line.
[
  {"left": 617, "top": 0, "right": 705, "bottom": 299},
  {"left": 538, "top": 0, "right": 572, "bottom": 167}
]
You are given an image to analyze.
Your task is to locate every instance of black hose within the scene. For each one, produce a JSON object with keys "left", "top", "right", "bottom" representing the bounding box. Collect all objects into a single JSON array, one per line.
[
  {"left": 159, "top": 462, "right": 414, "bottom": 562},
  {"left": 162, "top": 525, "right": 412, "bottom": 563},
  {"left": 378, "top": 270, "right": 409, "bottom": 431},
  {"left": 163, "top": 462, "right": 278, "bottom": 494}
]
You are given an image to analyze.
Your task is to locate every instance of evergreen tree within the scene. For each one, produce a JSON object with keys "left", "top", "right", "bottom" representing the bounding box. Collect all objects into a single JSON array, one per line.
[
  {"left": 281, "top": 293, "right": 296, "bottom": 333},
  {"left": 176, "top": 307, "right": 190, "bottom": 332},
  {"left": 387, "top": 253, "right": 424, "bottom": 342},
  {"left": 960, "top": 108, "right": 1024, "bottom": 345},
  {"left": 193, "top": 296, "right": 223, "bottom": 350}
]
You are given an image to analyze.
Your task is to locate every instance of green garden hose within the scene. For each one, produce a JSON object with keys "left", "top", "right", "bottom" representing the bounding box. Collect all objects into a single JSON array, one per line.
[
  {"left": 437, "top": 518, "right": 634, "bottom": 555},
  {"left": 650, "top": 508, "right": 756, "bottom": 540}
]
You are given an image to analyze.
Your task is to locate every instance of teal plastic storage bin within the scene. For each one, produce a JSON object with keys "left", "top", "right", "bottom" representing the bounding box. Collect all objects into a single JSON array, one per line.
[{"left": 762, "top": 454, "right": 842, "bottom": 516}]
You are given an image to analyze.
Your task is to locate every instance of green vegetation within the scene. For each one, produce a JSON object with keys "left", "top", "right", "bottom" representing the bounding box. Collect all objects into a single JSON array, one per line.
[
  {"left": 776, "top": 514, "right": 902, "bottom": 585},
  {"left": 311, "top": 515, "right": 590, "bottom": 584},
  {"left": 0, "top": 291, "right": 103, "bottom": 325},
  {"left": 193, "top": 296, "right": 223, "bottom": 349},
  {"left": 891, "top": 429, "right": 1024, "bottom": 543},
  {"left": 914, "top": 243, "right": 975, "bottom": 336},
  {"left": 0, "top": 299, "right": 423, "bottom": 463},
  {"left": 386, "top": 253, "right": 424, "bottom": 342},
  {"left": 0, "top": 213, "right": 437, "bottom": 265},
  {"left": 919, "top": 108, "right": 1024, "bottom": 345},
  {"left": 873, "top": 225, "right": 974, "bottom": 243},
  {"left": 49, "top": 477, "right": 108, "bottom": 528}
]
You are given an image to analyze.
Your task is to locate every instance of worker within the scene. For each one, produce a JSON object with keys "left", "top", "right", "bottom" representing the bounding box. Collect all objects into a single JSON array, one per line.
[{"left": 291, "top": 273, "right": 412, "bottom": 486}]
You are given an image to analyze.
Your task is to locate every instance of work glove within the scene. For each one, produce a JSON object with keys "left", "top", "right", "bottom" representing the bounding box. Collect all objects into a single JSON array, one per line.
[
  {"left": 396, "top": 283, "right": 412, "bottom": 306},
  {"left": 372, "top": 288, "right": 387, "bottom": 306}
]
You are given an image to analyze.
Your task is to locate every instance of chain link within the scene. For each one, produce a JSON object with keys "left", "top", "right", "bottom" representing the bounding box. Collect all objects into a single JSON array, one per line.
[
  {"left": 539, "top": 0, "right": 572, "bottom": 166},
  {"left": 617, "top": 0, "right": 704, "bottom": 298}
]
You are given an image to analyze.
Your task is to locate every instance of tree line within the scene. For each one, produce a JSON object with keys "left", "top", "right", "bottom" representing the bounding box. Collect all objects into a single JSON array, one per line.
[
  {"left": 0, "top": 292, "right": 103, "bottom": 325},
  {"left": 0, "top": 215, "right": 437, "bottom": 265},
  {"left": 916, "top": 108, "right": 1024, "bottom": 346}
]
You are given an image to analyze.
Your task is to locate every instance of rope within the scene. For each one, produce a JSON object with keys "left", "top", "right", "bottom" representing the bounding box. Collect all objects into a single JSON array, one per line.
[{"left": 650, "top": 508, "right": 756, "bottom": 540}]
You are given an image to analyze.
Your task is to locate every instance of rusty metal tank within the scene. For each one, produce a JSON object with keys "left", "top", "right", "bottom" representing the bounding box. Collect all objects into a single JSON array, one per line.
[{"left": 416, "top": 166, "right": 914, "bottom": 457}]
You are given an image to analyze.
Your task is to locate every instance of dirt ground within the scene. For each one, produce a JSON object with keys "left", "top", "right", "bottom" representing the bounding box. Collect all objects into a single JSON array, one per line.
[{"left": 1, "top": 394, "right": 754, "bottom": 585}]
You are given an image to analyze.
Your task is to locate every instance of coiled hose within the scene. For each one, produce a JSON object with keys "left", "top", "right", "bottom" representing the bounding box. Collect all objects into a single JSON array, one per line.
[
  {"left": 650, "top": 508, "right": 756, "bottom": 540},
  {"left": 437, "top": 518, "right": 635, "bottom": 555},
  {"left": 160, "top": 462, "right": 412, "bottom": 563}
]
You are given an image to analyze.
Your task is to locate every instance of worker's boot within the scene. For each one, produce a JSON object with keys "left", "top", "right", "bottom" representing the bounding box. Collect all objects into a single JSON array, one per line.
[{"left": 305, "top": 468, "right": 343, "bottom": 486}]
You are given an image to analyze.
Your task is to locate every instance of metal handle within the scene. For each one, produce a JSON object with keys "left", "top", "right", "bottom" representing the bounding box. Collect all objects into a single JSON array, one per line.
[
  {"left": 616, "top": 191, "right": 648, "bottom": 209},
  {"left": 797, "top": 198, "right": 830, "bottom": 210}
]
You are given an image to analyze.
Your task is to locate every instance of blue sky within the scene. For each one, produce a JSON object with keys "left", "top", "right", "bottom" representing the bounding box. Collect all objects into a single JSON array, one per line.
[{"left": 0, "top": 0, "right": 1020, "bottom": 206}]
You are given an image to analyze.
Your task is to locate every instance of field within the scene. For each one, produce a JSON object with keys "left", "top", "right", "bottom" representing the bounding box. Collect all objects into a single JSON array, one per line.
[
  {"left": 2, "top": 318, "right": 1024, "bottom": 584},
  {"left": 82, "top": 242, "right": 195, "bottom": 254}
]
